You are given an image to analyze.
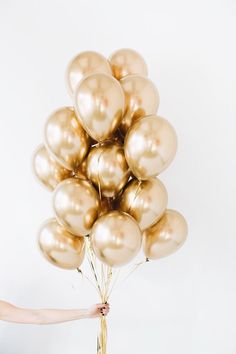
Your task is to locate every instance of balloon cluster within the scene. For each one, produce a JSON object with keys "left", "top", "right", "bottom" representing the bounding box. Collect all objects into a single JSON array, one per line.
[{"left": 33, "top": 49, "right": 188, "bottom": 271}]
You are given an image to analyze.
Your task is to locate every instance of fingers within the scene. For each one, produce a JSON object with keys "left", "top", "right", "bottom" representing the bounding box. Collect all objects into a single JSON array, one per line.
[
  {"left": 98, "top": 303, "right": 110, "bottom": 316},
  {"left": 96, "top": 304, "right": 104, "bottom": 309},
  {"left": 97, "top": 303, "right": 110, "bottom": 309}
]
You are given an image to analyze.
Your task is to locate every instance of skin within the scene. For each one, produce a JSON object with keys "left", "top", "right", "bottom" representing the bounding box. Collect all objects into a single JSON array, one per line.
[{"left": 0, "top": 301, "right": 110, "bottom": 325}]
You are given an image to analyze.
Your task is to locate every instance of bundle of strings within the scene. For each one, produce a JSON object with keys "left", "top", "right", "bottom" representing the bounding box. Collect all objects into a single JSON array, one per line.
[
  {"left": 85, "top": 236, "right": 112, "bottom": 354},
  {"left": 84, "top": 235, "right": 147, "bottom": 354}
]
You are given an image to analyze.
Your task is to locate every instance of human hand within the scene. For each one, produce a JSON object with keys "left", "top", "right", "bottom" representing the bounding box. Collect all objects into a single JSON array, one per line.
[{"left": 87, "top": 303, "right": 110, "bottom": 318}]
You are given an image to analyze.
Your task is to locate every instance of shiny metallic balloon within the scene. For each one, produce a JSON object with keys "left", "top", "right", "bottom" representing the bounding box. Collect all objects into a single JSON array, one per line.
[
  {"left": 91, "top": 211, "right": 142, "bottom": 267},
  {"left": 86, "top": 142, "right": 130, "bottom": 198},
  {"left": 119, "top": 177, "right": 168, "bottom": 230},
  {"left": 44, "top": 107, "right": 90, "bottom": 171},
  {"left": 109, "top": 48, "right": 148, "bottom": 80},
  {"left": 120, "top": 75, "right": 159, "bottom": 134},
  {"left": 53, "top": 178, "right": 100, "bottom": 236},
  {"left": 143, "top": 209, "right": 188, "bottom": 260},
  {"left": 66, "top": 51, "right": 112, "bottom": 97},
  {"left": 38, "top": 218, "right": 85, "bottom": 269},
  {"left": 32, "top": 144, "right": 71, "bottom": 191},
  {"left": 125, "top": 115, "right": 177, "bottom": 179},
  {"left": 74, "top": 73, "right": 125, "bottom": 142}
]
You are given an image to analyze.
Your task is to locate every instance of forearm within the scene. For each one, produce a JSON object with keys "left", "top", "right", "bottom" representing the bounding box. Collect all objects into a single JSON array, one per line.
[
  {"left": 31, "top": 308, "right": 90, "bottom": 325},
  {"left": 0, "top": 302, "right": 91, "bottom": 325}
]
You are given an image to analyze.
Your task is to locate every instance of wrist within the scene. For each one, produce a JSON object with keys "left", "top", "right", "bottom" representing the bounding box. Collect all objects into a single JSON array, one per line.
[{"left": 81, "top": 308, "right": 91, "bottom": 319}]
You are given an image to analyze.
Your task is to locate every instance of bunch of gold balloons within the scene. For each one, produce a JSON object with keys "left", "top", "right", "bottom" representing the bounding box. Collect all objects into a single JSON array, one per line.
[{"left": 33, "top": 48, "right": 188, "bottom": 271}]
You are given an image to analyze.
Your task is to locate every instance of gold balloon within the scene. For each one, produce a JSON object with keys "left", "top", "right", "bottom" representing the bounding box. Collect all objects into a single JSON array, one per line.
[
  {"left": 86, "top": 142, "right": 130, "bottom": 198},
  {"left": 143, "top": 209, "right": 188, "bottom": 260},
  {"left": 66, "top": 51, "right": 112, "bottom": 97},
  {"left": 119, "top": 177, "right": 167, "bottom": 230},
  {"left": 109, "top": 49, "right": 148, "bottom": 80},
  {"left": 120, "top": 75, "right": 159, "bottom": 134},
  {"left": 53, "top": 178, "right": 100, "bottom": 236},
  {"left": 38, "top": 218, "right": 85, "bottom": 269},
  {"left": 44, "top": 107, "right": 90, "bottom": 171},
  {"left": 91, "top": 211, "right": 142, "bottom": 267},
  {"left": 32, "top": 144, "right": 71, "bottom": 191},
  {"left": 125, "top": 115, "right": 177, "bottom": 179},
  {"left": 74, "top": 73, "right": 125, "bottom": 142}
]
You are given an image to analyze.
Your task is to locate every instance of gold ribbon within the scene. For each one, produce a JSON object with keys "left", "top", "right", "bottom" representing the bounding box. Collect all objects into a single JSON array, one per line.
[{"left": 85, "top": 236, "right": 111, "bottom": 354}]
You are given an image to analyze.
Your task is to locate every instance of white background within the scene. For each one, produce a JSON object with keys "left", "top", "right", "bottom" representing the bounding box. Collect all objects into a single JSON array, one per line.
[{"left": 0, "top": 0, "right": 236, "bottom": 353}]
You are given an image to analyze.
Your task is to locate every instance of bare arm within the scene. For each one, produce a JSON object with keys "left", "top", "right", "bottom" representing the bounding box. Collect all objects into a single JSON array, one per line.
[{"left": 0, "top": 301, "right": 109, "bottom": 325}]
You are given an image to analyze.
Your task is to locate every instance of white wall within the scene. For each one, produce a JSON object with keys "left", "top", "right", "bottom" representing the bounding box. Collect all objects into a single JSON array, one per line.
[{"left": 0, "top": 0, "right": 235, "bottom": 353}]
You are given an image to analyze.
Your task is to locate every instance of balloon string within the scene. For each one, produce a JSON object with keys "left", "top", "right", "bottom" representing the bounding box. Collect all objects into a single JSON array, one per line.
[
  {"left": 76, "top": 268, "right": 101, "bottom": 296},
  {"left": 97, "top": 264, "right": 112, "bottom": 354},
  {"left": 97, "top": 315, "right": 107, "bottom": 354},
  {"left": 97, "top": 145, "right": 103, "bottom": 201},
  {"left": 106, "top": 268, "right": 121, "bottom": 300},
  {"left": 101, "top": 263, "right": 105, "bottom": 294},
  {"left": 84, "top": 236, "right": 112, "bottom": 354},
  {"left": 108, "top": 258, "right": 148, "bottom": 298},
  {"left": 89, "top": 143, "right": 110, "bottom": 354},
  {"left": 85, "top": 236, "right": 103, "bottom": 299},
  {"left": 97, "top": 265, "right": 112, "bottom": 354},
  {"left": 121, "top": 258, "right": 148, "bottom": 283},
  {"left": 104, "top": 266, "right": 113, "bottom": 300}
]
